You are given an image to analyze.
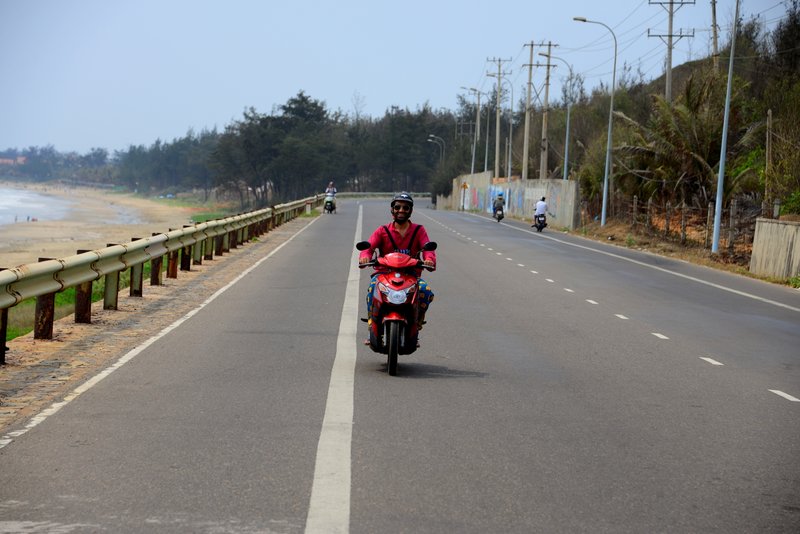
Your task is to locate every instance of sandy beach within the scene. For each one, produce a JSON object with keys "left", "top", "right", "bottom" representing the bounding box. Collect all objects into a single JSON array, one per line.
[{"left": 0, "top": 181, "right": 197, "bottom": 269}]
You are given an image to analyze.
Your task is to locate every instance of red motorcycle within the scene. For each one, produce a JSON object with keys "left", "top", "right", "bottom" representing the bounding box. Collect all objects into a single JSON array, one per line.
[{"left": 357, "top": 240, "right": 437, "bottom": 376}]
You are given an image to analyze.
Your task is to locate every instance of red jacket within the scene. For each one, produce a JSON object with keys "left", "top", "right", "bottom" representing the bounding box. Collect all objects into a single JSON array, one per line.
[{"left": 360, "top": 222, "right": 436, "bottom": 270}]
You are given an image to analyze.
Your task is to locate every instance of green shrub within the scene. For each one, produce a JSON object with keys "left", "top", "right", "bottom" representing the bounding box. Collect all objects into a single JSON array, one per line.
[{"left": 781, "top": 190, "right": 800, "bottom": 215}]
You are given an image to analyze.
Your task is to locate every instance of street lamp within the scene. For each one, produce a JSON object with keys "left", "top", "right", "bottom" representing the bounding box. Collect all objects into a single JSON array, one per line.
[
  {"left": 540, "top": 52, "right": 574, "bottom": 180},
  {"left": 427, "top": 134, "right": 445, "bottom": 165},
  {"left": 499, "top": 78, "right": 515, "bottom": 179},
  {"left": 574, "top": 16, "right": 617, "bottom": 226},
  {"left": 461, "top": 86, "right": 482, "bottom": 175}
]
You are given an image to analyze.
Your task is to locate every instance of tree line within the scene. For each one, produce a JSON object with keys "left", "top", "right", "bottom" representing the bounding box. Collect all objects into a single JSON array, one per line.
[{"left": 2, "top": 3, "right": 798, "bottom": 216}]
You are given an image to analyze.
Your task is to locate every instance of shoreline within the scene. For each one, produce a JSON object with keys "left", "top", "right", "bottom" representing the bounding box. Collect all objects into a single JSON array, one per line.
[{"left": 0, "top": 181, "right": 195, "bottom": 268}]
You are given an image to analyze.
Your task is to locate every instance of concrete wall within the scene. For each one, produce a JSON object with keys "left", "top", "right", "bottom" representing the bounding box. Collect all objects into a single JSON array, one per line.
[
  {"left": 438, "top": 172, "right": 580, "bottom": 229},
  {"left": 749, "top": 218, "right": 800, "bottom": 279}
]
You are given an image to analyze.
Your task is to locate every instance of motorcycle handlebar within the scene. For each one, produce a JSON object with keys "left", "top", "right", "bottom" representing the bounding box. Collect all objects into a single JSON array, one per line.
[{"left": 358, "top": 260, "right": 434, "bottom": 271}]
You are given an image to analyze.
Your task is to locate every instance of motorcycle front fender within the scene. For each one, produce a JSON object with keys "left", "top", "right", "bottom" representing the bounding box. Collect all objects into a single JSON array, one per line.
[{"left": 382, "top": 312, "right": 409, "bottom": 324}]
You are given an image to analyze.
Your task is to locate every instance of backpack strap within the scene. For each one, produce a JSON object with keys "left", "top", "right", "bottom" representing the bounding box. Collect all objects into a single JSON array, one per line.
[
  {"left": 383, "top": 225, "right": 400, "bottom": 252},
  {"left": 407, "top": 224, "right": 422, "bottom": 253},
  {"left": 383, "top": 224, "right": 422, "bottom": 254}
]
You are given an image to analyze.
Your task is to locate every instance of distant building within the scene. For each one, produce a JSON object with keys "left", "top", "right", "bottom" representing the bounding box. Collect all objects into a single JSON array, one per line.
[{"left": 0, "top": 156, "right": 27, "bottom": 165}]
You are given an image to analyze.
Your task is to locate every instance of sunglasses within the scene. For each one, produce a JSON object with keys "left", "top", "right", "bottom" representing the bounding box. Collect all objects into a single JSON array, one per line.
[{"left": 392, "top": 205, "right": 411, "bottom": 212}]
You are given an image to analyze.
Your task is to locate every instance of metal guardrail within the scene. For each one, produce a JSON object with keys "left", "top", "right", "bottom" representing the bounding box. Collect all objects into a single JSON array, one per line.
[{"left": 0, "top": 195, "right": 322, "bottom": 363}]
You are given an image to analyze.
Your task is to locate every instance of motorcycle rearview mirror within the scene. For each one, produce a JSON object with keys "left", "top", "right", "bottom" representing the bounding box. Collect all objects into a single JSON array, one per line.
[
  {"left": 422, "top": 241, "right": 437, "bottom": 251},
  {"left": 356, "top": 241, "right": 371, "bottom": 251}
]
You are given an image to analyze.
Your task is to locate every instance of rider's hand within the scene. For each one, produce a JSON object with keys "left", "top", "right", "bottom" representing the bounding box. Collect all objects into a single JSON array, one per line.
[
  {"left": 422, "top": 260, "right": 435, "bottom": 269},
  {"left": 359, "top": 256, "right": 370, "bottom": 265}
]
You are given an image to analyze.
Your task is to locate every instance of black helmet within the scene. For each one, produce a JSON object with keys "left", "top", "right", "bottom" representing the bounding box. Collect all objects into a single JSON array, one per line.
[{"left": 391, "top": 192, "right": 414, "bottom": 208}]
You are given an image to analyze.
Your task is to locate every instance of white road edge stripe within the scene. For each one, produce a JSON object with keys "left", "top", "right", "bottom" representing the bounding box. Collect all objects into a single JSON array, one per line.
[
  {"left": 0, "top": 213, "right": 323, "bottom": 451},
  {"left": 769, "top": 390, "right": 800, "bottom": 402},
  {"left": 305, "top": 206, "right": 361, "bottom": 533},
  {"left": 700, "top": 357, "right": 725, "bottom": 366}
]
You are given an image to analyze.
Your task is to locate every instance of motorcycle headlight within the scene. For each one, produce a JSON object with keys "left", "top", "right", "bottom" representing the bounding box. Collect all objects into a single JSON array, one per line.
[{"left": 378, "top": 283, "right": 412, "bottom": 305}]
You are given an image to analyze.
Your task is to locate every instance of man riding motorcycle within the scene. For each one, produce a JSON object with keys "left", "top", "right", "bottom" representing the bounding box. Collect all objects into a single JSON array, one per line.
[
  {"left": 358, "top": 193, "right": 436, "bottom": 331},
  {"left": 493, "top": 192, "right": 505, "bottom": 219}
]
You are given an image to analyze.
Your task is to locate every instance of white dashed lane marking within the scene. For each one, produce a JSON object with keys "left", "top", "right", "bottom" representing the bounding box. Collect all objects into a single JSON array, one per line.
[
  {"left": 435, "top": 214, "right": 799, "bottom": 406},
  {"left": 769, "top": 390, "right": 800, "bottom": 402}
]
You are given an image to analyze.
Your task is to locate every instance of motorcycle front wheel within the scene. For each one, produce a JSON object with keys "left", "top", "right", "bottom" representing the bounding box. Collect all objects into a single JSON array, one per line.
[{"left": 386, "top": 322, "right": 400, "bottom": 376}]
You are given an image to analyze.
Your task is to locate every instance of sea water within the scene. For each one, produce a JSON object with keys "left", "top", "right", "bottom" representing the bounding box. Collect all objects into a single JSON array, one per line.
[{"left": 0, "top": 187, "right": 75, "bottom": 227}]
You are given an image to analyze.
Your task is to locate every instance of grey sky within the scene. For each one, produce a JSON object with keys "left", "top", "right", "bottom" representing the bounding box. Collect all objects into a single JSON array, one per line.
[{"left": 0, "top": 0, "right": 785, "bottom": 154}]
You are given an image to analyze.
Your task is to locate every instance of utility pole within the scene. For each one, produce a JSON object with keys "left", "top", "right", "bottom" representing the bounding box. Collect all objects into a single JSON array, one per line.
[
  {"left": 522, "top": 42, "right": 535, "bottom": 180},
  {"left": 538, "top": 42, "right": 556, "bottom": 179},
  {"left": 766, "top": 109, "right": 773, "bottom": 208},
  {"left": 711, "top": 0, "right": 740, "bottom": 254},
  {"left": 648, "top": 0, "right": 695, "bottom": 103},
  {"left": 487, "top": 57, "right": 512, "bottom": 181},
  {"left": 711, "top": 0, "right": 720, "bottom": 71}
]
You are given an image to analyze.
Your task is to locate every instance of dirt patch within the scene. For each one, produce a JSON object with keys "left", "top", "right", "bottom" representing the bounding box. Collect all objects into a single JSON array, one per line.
[{"left": 573, "top": 218, "right": 760, "bottom": 277}]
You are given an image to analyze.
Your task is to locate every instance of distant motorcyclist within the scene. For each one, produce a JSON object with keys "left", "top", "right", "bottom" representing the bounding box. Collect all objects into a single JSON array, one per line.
[
  {"left": 492, "top": 192, "right": 505, "bottom": 218},
  {"left": 325, "top": 181, "right": 337, "bottom": 196},
  {"left": 534, "top": 196, "right": 547, "bottom": 216},
  {"left": 532, "top": 196, "right": 548, "bottom": 230},
  {"left": 359, "top": 192, "right": 436, "bottom": 329}
]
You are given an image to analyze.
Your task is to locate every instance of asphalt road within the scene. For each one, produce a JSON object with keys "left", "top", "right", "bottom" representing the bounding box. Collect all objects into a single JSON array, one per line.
[{"left": 1, "top": 198, "right": 798, "bottom": 533}]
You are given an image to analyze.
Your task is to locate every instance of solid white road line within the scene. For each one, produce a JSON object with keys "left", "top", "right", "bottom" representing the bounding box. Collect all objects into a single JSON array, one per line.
[
  {"left": 0, "top": 213, "right": 322, "bottom": 451},
  {"left": 700, "top": 357, "right": 725, "bottom": 366},
  {"left": 305, "top": 207, "right": 362, "bottom": 534},
  {"left": 768, "top": 390, "right": 800, "bottom": 402}
]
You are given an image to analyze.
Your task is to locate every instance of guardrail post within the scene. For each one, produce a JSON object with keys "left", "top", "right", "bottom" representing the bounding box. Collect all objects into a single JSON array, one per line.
[
  {"left": 204, "top": 234, "right": 214, "bottom": 261},
  {"left": 180, "top": 226, "right": 192, "bottom": 271},
  {"left": 223, "top": 231, "right": 231, "bottom": 253},
  {"left": 130, "top": 238, "right": 144, "bottom": 297},
  {"left": 193, "top": 233, "right": 204, "bottom": 265},
  {"left": 215, "top": 234, "right": 225, "bottom": 256},
  {"left": 150, "top": 233, "right": 164, "bottom": 286},
  {"left": 167, "top": 230, "right": 179, "bottom": 279},
  {"left": 664, "top": 201, "right": 671, "bottom": 237},
  {"left": 103, "top": 247, "right": 121, "bottom": 310},
  {"left": 0, "top": 306, "right": 7, "bottom": 364},
  {"left": 1, "top": 268, "right": 7, "bottom": 364},
  {"left": 34, "top": 257, "right": 56, "bottom": 339},
  {"left": 74, "top": 250, "right": 93, "bottom": 323}
]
